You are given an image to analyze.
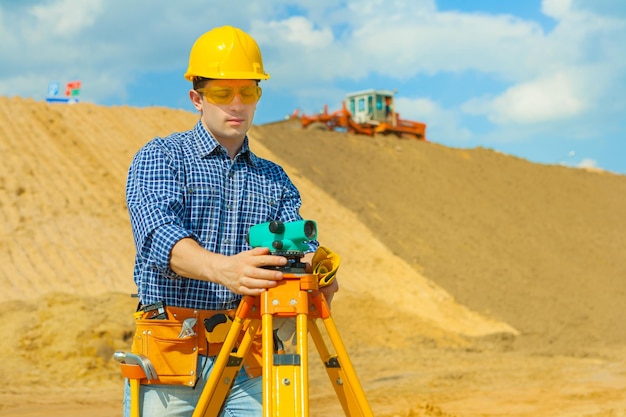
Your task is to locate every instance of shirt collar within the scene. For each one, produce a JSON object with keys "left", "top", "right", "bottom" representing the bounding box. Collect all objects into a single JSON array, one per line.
[{"left": 193, "top": 120, "right": 256, "bottom": 166}]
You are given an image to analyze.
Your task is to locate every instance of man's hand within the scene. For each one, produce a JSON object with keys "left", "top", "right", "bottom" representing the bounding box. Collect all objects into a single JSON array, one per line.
[
  {"left": 170, "top": 238, "right": 287, "bottom": 296},
  {"left": 212, "top": 247, "right": 288, "bottom": 295}
]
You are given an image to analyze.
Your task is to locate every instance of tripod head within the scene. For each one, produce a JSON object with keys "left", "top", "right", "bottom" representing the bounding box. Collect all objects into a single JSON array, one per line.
[{"left": 247, "top": 220, "right": 317, "bottom": 271}]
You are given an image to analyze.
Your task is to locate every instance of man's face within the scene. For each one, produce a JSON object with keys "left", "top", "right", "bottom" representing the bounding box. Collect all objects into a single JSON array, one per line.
[{"left": 191, "top": 79, "right": 260, "bottom": 144}]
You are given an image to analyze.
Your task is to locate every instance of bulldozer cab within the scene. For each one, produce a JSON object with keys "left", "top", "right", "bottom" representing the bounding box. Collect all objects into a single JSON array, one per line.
[
  {"left": 345, "top": 89, "right": 395, "bottom": 125},
  {"left": 298, "top": 88, "right": 425, "bottom": 140}
]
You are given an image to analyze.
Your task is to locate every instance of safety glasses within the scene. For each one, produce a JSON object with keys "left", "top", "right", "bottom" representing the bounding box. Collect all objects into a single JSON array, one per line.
[{"left": 196, "top": 85, "right": 262, "bottom": 104}]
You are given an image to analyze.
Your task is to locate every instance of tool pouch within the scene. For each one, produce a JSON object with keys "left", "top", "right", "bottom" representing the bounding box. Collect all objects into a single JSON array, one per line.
[
  {"left": 131, "top": 317, "right": 199, "bottom": 387},
  {"left": 130, "top": 306, "right": 262, "bottom": 385}
]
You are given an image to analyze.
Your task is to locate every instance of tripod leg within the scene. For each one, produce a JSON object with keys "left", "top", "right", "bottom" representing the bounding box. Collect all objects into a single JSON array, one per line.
[
  {"left": 262, "top": 309, "right": 274, "bottom": 417},
  {"left": 129, "top": 378, "right": 140, "bottom": 417},
  {"left": 296, "top": 312, "right": 309, "bottom": 415},
  {"left": 263, "top": 312, "right": 309, "bottom": 417},
  {"left": 309, "top": 294, "right": 374, "bottom": 417},
  {"left": 193, "top": 297, "right": 259, "bottom": 417}
]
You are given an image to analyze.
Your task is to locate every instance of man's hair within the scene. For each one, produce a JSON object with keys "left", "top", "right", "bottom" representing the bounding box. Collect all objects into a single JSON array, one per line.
[{"left": 193, "top": 77, "right": 210, "bottom": 91}]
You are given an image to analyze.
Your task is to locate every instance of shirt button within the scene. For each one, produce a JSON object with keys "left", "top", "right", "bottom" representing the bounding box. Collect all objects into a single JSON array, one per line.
[
  {"left": 224, "top": 238, "right": 231, "bottom": 244},
  {"left": 226, "top": 204, "right": 233, "bottom": 210}
]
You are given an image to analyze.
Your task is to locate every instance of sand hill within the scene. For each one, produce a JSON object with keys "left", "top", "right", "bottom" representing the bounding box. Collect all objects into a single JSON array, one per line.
[{"left": 1, "top": 96, "right": 625, "bottom": 416}]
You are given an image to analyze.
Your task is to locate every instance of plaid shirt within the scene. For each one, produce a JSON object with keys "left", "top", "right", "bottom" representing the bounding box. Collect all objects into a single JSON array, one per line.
[{"left": 126, "top": 121, "right": 313, "bottom": 310}]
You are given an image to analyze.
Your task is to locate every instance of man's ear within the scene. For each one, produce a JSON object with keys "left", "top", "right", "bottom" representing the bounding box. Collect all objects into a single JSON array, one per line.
[{"left": 189, "top": 89, "right": 203, "bottom": 111}]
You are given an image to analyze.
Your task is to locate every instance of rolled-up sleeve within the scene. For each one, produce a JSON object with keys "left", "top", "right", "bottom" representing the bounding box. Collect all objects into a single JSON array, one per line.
[{"left": 126, "top": 139, "right": 196, "bottom": 273}]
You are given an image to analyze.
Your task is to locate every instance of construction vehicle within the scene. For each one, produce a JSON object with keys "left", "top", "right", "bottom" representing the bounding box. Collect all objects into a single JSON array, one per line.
[{"left": 296, "top": 89, "right": 426, "bottom": 141}]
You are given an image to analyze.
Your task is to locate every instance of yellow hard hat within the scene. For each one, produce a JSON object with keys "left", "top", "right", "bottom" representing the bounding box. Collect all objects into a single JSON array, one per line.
[{"left": 184, "top": 26, "right": 270, "bottom": 81}]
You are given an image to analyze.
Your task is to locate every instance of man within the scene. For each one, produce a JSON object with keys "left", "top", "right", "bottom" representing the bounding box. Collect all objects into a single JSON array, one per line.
[{"left": 124, "top": 25, "right": 338, "bottom": 416}]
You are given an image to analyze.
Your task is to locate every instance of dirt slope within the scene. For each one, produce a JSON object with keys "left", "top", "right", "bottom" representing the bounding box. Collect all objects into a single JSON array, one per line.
[
  {"left": 0, "top": 96, "right": 195, "bottom": 300},
  {"left": 1, "top": 96, "right": 625, "bottom": 417},
  {"left": 255, "top": 119, "right": 626, "bottom": 354}
]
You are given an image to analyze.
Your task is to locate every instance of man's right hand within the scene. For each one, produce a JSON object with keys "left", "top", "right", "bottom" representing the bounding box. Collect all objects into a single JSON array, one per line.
[
  {"left": 212, "top": 247, "right": 288, "bottom": 295},
  {"left": 170, "top": 238, "right": 288, "bottom": 296}
]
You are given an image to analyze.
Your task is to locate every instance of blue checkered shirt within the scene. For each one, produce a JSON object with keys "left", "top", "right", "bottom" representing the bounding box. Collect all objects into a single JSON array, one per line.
[{"left": 126, "top": 121, "right": 314, "bottom": 310}]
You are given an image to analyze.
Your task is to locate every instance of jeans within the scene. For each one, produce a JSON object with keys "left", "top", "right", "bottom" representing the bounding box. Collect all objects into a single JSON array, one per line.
[{"left": 123, "top": 355, "right": 262, "bottom": 417}]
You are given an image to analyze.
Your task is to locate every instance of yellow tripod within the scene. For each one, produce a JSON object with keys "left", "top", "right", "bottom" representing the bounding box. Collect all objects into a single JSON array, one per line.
[{"left": 192, "top": 269, "right": 374, "bottom": 417}]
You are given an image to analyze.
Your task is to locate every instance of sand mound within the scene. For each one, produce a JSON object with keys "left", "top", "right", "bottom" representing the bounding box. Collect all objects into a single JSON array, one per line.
[
  {"left": 254, "top": 119, "right": 626, "bottom": 353},
  {"left": 1, "top": 96, "right": 625, "bottom": 416}
]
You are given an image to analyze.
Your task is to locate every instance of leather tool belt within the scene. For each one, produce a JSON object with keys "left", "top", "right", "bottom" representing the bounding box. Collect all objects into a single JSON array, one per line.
[{"left": 130, "top": 305, "right": 262, "bottom": 386}]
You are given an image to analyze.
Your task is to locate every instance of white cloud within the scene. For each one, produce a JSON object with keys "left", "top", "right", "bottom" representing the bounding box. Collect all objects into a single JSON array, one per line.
[
  {"left": 558, "top": 156, "right": 599, "bottom": 170},
  {"left": 395, "top": 96, "right": 473, "bottom": 142},
  {"left": 262, "top": 17, "right": 334, "bottom": 47},
  {"left": 253, "top": 2, "right": 551, "bottom": 90},
  {"left": 472, "top": 71, "right": 585, "bottom": 124},
  {"left": 457, "top": 1, "right": 625, "bottom": 127},
  {"left": 0, "top": 0, "right": 257, "bottom": 101},
  {"left": 29, "top": 0, "right": 102, "bottom": 38},
  {"left": 339, "top": 7, "right": 547, "bottom": 81},
  {"left": 577, "top": 158, "right": 598, "bottom": 169},
  {"left": 541, "top": 0, "right": 573, "bottom": 19}
]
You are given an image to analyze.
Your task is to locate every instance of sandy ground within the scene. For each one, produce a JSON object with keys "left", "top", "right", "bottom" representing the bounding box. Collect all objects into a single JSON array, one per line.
[{"left": 1, "top": 96, "right": 625, "bottom": 416}]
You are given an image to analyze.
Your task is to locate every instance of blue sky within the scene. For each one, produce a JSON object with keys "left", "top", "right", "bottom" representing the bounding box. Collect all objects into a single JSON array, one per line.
[{"left": 1, "top": 0, "right": 625, "bottom": 174}]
